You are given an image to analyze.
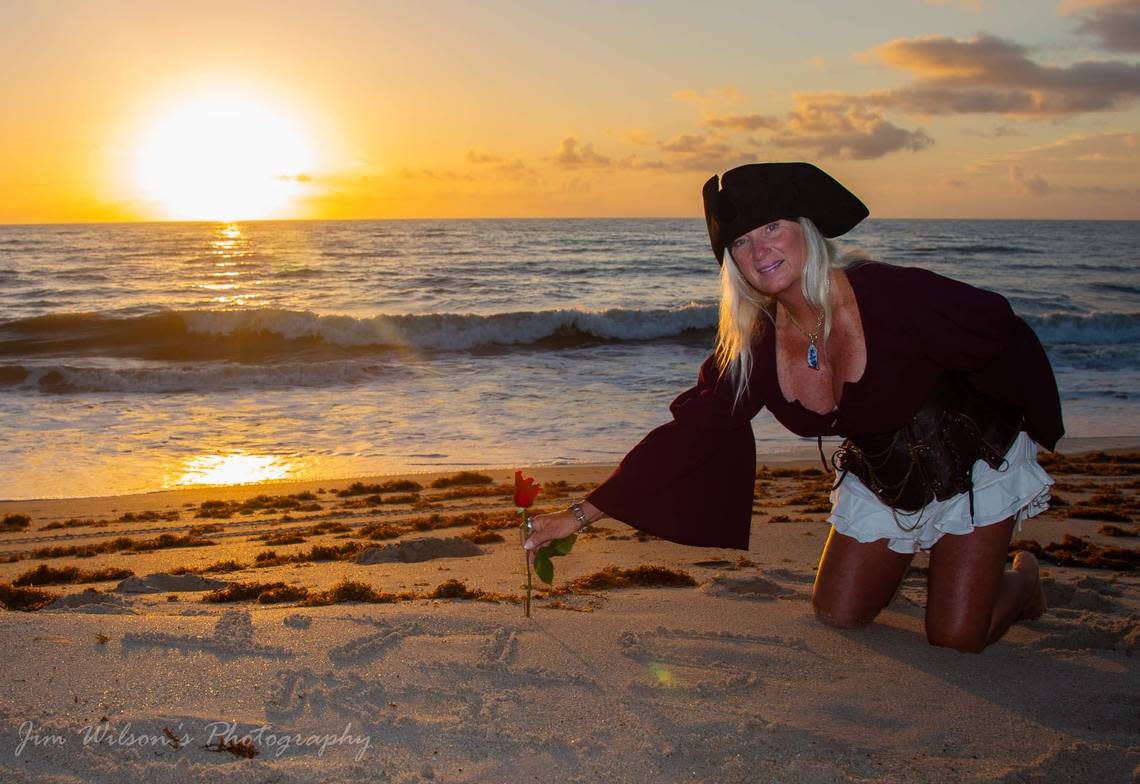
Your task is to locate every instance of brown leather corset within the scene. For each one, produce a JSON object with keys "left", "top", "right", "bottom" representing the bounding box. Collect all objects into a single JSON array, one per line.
[{"left": 833, "top": 373, "right": 1023, "bottom": 514}]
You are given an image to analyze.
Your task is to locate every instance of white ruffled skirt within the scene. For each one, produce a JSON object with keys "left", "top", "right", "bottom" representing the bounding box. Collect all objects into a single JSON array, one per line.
[{"left": 827, "top": 431, "right": 1053, "bottom": 554}]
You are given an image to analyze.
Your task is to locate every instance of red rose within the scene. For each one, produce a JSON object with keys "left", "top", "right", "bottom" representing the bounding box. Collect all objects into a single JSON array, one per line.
[{"left": 514, "top": 470, "right": 541, "bottom": 508}]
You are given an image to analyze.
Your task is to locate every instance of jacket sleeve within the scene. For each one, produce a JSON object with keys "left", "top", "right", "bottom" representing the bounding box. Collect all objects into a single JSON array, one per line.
[
  {"left": 899, "top": 266, "right": 1064, "bottom": 450},
  {"left": 585, "top": 352, "right": 759, "bottom": 549}
]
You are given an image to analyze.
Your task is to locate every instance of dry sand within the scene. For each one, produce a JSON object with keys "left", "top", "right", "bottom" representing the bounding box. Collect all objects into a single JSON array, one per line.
[{"left": 0, "top": 455, "right": 1137, "bottom": 783}]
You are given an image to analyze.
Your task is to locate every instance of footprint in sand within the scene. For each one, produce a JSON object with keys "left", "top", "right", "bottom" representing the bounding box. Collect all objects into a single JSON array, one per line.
[
  {"left": 44, "top": 589, "right": 135, "bottom": 614},
  {"left": 993, "top": 740, "right": 1140, "bottom": 784},
  {"left": 1042, "top": 577, "right": 1123, "bottom": 612},
  {"left": 329, "top": 621, "right": 421, "bottom": 666},
  {"left": 700, "top": 574, "right": 797, "bottom": 601},
  {"left": 355, "top": 536, "right": 483, "bottom": 564},
  {"left": 122, "top": 609, "right": 291, "bottom": 658},
  {"left": 761, "top": 567, "right": 816, "bottom": 584},
  {"left": 115, "top": 572, "right": 229, "bottom": 593},
  {"left": 283, "top": 613, "right": 312, "bottom": 629},
  {"left": 1028, "top": 612, "right": 1139, "bottom": 653},
  {"left": 619, "top": 626, "right": 810, "bottom": 699},
  {"left": 267, "top": 618, "right": 594, "bottom": 764}
]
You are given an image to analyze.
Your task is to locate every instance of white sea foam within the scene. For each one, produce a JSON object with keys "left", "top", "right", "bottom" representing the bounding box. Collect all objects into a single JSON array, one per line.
[
  {"left": 1027, "top": 312, "right": 1140, "bottom": 345},
  {"left": 9, "top": 361, "right": 393, "bottom": 393},
  {"left": 180, "top": 304, "right": 718, "bottom": 350}
]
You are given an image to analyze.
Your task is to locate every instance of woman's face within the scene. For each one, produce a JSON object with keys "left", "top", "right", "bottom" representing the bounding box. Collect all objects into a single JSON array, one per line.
[{"left": 728, "top": 219, "right": 806, "bottom": 297}]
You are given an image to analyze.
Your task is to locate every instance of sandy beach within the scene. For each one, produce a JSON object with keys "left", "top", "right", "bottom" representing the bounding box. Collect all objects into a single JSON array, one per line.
[{"left": 0, "top": 451, "right": 1137, "bottom": 784}]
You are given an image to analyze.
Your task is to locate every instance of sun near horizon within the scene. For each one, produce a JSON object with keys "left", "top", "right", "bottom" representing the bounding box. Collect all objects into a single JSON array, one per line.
[{"left": 131, "top": 95, "right": 316, "bottom": 222}]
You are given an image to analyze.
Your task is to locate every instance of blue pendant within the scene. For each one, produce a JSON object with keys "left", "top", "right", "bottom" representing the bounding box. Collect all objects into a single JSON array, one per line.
[{"left": 807, "top": 340, "right": 819, "bottom": 370}]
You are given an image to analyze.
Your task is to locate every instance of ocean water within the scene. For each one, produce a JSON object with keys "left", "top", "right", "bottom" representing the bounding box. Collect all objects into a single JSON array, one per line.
[{"left": 1, "top": 218, "right": 1137, "bottom": 499}]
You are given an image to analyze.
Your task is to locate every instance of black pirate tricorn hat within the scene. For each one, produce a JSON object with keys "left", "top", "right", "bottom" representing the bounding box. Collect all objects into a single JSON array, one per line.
[{"left": 702, "top": 162, "right": 868, "bottom": 264}]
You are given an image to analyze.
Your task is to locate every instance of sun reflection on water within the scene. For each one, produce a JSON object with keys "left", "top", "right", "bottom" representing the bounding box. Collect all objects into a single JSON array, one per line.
[
  {"left": 170, "top": 452, "right": 296, "bottom": 487},
  {"left": 202, "top": 223, "right": 261, "bottom": 308}
]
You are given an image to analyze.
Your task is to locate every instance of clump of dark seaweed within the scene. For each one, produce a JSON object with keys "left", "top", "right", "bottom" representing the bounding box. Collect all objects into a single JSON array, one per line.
[
  {"left": 430, "top": 471, "right": 493, "bottom": 489},
  {"left": 31, "top": 534, "right": 215, "bottom": 560},
  {"left": 1099, "top": 525, "right": 1139, "bottom": 537},
  {"left": 117, "top": 510, "right": 180, "bottom": 523},
  {"left": 1038, "top": 451, "right": 1140, "bottom": 476},
  {"left": 171, "top": 559, "right": 245, "bottom": 575},
  {"left": 757, "top": 466, "right": 825, "bottom": 478},
  {"left": 428, "top": 579, "right": 482, "bottom": 599},
  {"left": 41, "top": 518, "right": 109, "bottom": 531},
  {"left": 252, "top": 541, "right": 366, "bottom": 567},
  {"left": 1, "top": 514, "right": 31, "bottom": 532},
  {"left": 202, "top": 581, "right": 306, "bottom": 603},
  {"left": 0, "top": 583, "right": 57, "bottom": 611},
  {"left": 359, "top": 522, "right": 402, "bottom": 540},
  {"left": 13, "top": 564, "right": 133, "bottom": 586},
  {"left": 300, "top": 579, "right": 409, "bottom": 606},
  {"left": 1012, "top": 536, "right": 1138, "bottom": 571},
  {"left": 195, "top": 493, "right": 321, "bottom": 519},
  {"left": 337, "top": 480, "right": 422, "bottom": 497},
  {"left": 566, "top": 565, "right": 697, "bottom": 591},
  {"left": 338, "top": 492, "right": 421, "bottom": 508},
  {"left": 426, "top": 485, "right": 510, "bottom": 501},
  {"left": 462, "top": 529, "right": 505, "bottom": 544}
]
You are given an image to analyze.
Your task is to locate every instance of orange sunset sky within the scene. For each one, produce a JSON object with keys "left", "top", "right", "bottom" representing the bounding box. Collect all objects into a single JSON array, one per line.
[{"left": 1, "top": 0, "right": 1138, "bottom": 223}]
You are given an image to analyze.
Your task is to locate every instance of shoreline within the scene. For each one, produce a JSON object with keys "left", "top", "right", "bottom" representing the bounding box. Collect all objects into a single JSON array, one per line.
[{"left": 3, "top": 434, "right": 1139, "bottom": 508}]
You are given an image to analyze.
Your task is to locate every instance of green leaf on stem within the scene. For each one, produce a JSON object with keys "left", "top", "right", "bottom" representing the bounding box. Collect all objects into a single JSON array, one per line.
[{"left": 533, "top": 534, "right": 576, "bottom": 585}]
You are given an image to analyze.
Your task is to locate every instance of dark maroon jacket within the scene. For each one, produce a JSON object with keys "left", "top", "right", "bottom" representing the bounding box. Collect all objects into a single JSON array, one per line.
[{"left": 586, "top": 262, "right": 1064, "bottom": 550}]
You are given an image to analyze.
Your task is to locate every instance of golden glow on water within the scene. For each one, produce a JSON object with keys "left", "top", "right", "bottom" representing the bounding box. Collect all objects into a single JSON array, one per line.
[
  {"left": 170, "top": 452, "right": 297, "bottom": 487},
  {"left": 133, "top": 97, "right": 314, "bottom": 221},
  {"left": 201, "top": 223, "right": 260, "bottom": 308}
]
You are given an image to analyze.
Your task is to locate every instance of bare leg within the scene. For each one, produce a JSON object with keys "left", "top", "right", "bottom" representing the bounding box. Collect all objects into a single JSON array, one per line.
[
  {"left": 925, "top": 518, "right": 1045, "bottom": 653},
  {"left": 812, "top": 527, "right": 915, "bottom": 628}
]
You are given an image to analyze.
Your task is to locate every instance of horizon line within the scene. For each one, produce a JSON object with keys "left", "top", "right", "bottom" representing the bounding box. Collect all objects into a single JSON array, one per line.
[{"left": 3, "top": 215, "right": 1138, "bottom": 228}]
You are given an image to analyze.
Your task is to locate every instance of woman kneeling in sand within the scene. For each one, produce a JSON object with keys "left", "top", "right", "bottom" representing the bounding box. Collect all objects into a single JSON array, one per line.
[{"left": 524, "top": 162, "right": 1062, "bottom": 653}]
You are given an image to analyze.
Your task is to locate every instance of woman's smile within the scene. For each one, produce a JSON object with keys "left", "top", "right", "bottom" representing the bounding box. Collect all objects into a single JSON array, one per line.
[{"left": 729, "top": 219, "right": 805, "bottom": 295}]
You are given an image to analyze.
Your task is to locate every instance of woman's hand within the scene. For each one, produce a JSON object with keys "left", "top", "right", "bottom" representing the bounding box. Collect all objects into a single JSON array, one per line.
[{"left": 522, "top": 501, "right": 600, "bottom": 564}]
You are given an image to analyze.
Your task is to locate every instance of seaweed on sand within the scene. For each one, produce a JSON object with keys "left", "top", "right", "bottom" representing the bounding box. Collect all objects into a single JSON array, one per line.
[{"left": 566, "top": 565, "right": 697, "bottom": 592}]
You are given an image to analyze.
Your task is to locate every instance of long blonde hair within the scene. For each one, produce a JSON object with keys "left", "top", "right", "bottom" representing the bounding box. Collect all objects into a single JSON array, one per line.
[{"left": 714, "top": 217, "right": 856, "bottom": 406}]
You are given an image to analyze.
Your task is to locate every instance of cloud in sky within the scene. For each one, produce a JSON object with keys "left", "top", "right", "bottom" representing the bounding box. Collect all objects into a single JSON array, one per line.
[
  {"left": 982, "top": 131, "right": 1139, "bottom": 167},
  {"left": 466, "top": 149, "right": 537, "bottom": 180},
  {"left": 1009, "top": 165, "right": 1050, "bottom": 196},
  {"left": 465, "top": 150, "right": 503, "bottom": 165},
  {"left": 685, "top": 22, "right": 1137, "bottom": 167},
  {"left": 766, "top": 96, "right": 934, "bottom": 159},
  {"left": 701, "top": 97, "right": 932, "bottom": 160},
  {"left": 551, "top": 137, "right": 612, "bottom": 169},
  {"left": 954, "top": 130, "right": 1137, "bottom": 210},
  {"left": 703, "top": 112, "right": 782, "bottom": 131},
  {"left": 864, "top": 33, "right": 1140, "bottom": 115},
  {"left": 659, "top": 133, "right": 736, "bottom": 169},
  {"left": 1068, "top": 0, "right": 1140, "bottom": 52},
  {"left": 622, "top": 129, "right": 654, "bottom": 146},
  {"left": 629, "top": 133, "right": 741, "bottom": 173}
]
